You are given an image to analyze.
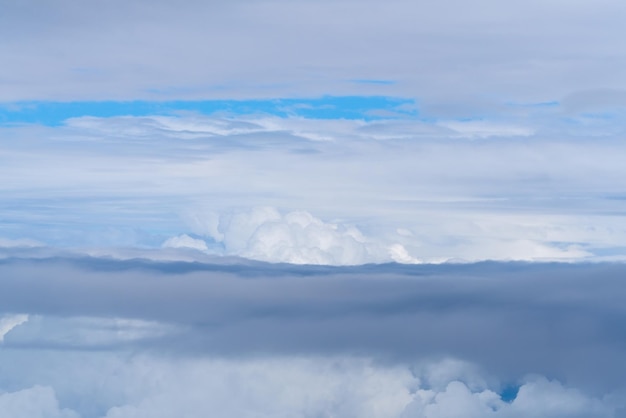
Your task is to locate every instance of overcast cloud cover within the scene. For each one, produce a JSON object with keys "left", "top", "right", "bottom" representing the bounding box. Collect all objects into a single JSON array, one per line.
[{"left": 2, "top": 0, "right": 626, "bottom": 416}]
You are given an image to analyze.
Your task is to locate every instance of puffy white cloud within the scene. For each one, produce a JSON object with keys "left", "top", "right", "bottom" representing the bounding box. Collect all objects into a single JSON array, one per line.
[
  {"left": 388, "top": 244, "right": 422, "bottom": 264},
  {"left": 0, "top": 386, "right": 78, "bottom": 418},
  {"left": 507, "top": 377, "right": 611, "bottom": 418},
  {"left": 402, "top": 378, "right": 613, "bottom": 418},
  {"left": 0, "top": 353, "right": 610, "bottom": 418},
  {"left": 203, "top": 207, "right": 391, "bottom": 265},
  {"left": 101, "top": 356, "right": 414, "bottom": 418}
]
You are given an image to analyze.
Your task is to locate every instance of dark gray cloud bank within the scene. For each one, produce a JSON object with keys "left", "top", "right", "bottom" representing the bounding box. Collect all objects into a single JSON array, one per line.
[{"left": 2, "top": 256, "right": 626, "bottom": 408}]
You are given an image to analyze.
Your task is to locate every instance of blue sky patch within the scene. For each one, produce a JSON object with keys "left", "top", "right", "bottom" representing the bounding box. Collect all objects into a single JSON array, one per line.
[
  {"left": 0, "top": 96, "right": 418, "bottom": 126},
  {"left": 499, "top": 384, "right": 520, "bottom": 403}
]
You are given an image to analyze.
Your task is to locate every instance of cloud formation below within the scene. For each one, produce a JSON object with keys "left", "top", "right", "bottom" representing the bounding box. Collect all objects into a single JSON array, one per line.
[
  {"left": 1, "top": 256, "right": 626, "bottom": 417},
  {"left": 1, "top": 255, "right": 626, "bottom": 390},
  {"left": 2, "top": 354, "right": 620, "bottom": 418}
]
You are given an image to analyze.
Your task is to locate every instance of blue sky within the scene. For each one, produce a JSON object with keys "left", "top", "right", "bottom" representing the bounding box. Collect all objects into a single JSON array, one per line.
[
  {"left": 2, "top": 0, "right": 626, "bottom": 417},
  {"left": 0, "top": 96, "right": 417, "bottom": 126}
]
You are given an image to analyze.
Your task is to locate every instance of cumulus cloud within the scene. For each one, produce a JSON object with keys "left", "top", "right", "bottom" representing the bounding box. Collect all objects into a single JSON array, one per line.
[
  {"left": 182, "top": 206, "right": 597, "bottom": 264},
  {"left": 204, "top": 207, "right": 389, "bottom": 265},
  {"left": 0, "top": 386, "right": 78, "bottom": 418},
  {"left": 99, "top": 359, "right": 614, "bottom": 418},
  {"left": 388, "top": 244, "right": 422, "bottom": 264},
  {"left": 402, "top": 377, "right": 612, "bottom": 418},
  {"left": 0, "top": 354, "right": 617, "bottom": 418}
]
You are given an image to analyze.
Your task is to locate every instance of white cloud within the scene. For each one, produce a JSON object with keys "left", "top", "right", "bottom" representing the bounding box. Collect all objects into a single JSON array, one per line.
[
  {"left": 507, "top": 377, "right": 611, "bottom": 418},
  {"left": 389, "top": 244, "right": 422, "bottom": 264},
  {"left": 0, "top": 314, "right": 29, "bottom": 343},
  {"left": 0, "top": 386, "right": 78, "bottom": 418},
  {"left": 206, "top": 207, "right": 390, "bottom": 265},
  {"left": 3, "top": 113, "right": 626, "bottom": 264},
  {"left": 183, "top": 206, "right": 599, "bottom": 264},
  {"left": 0, "top": 353, "right": 611, "bottom": 418},
  {"left": 402, "top": 377, "right": 612, "bottom": 418},
  {"left": 101, "top": 357, "right": 415, "bottom": 418},
  {"left": 162, "top": 234, "right": 208, "bottom": 252}
]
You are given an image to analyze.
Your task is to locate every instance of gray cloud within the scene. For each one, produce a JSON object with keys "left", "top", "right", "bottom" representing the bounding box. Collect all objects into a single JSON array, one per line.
[
  {"left": 1, "top": 0, "right": 626, "bottom": 109},
  {"left": 2, "top": 255, "right": 626, "bottom": 395}
]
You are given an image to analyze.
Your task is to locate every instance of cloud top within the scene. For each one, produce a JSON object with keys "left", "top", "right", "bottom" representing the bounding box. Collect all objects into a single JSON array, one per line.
[{"left": 204, "top": 207, "right": 386, "bottom": 265}]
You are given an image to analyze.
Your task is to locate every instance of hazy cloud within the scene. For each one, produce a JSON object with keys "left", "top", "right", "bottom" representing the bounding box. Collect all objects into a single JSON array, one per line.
[
  {"left": 2, "top": 0, "right": 626, "bottom": 112},
  {"left": 0, "top": 385, "right": 78, "bottom": 418},
  {"left": 2, "top": 113, "right": 626, "bottom": 262}
]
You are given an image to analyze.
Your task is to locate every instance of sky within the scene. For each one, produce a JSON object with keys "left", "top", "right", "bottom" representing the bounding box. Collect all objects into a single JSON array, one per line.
[{"left": 1, "top": 0, "right": 626, "bottom": 416}]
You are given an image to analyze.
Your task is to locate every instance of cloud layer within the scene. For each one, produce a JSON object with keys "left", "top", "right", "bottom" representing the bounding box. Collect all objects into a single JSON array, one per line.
[
  {"left": 2, "top": 0, "right": 626, "bottom": 111},
  {"left": 0, "top": 352, "right": 622, "bottom": 418},
  {"left": 1, "top": 256, "right": 626, "bottom": 417},
  {"left": 2, "top": 112, "right": 626, "bottom": 263},
  {"left": 2, "top": 256, "right": 626, "bottom": 391}
]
